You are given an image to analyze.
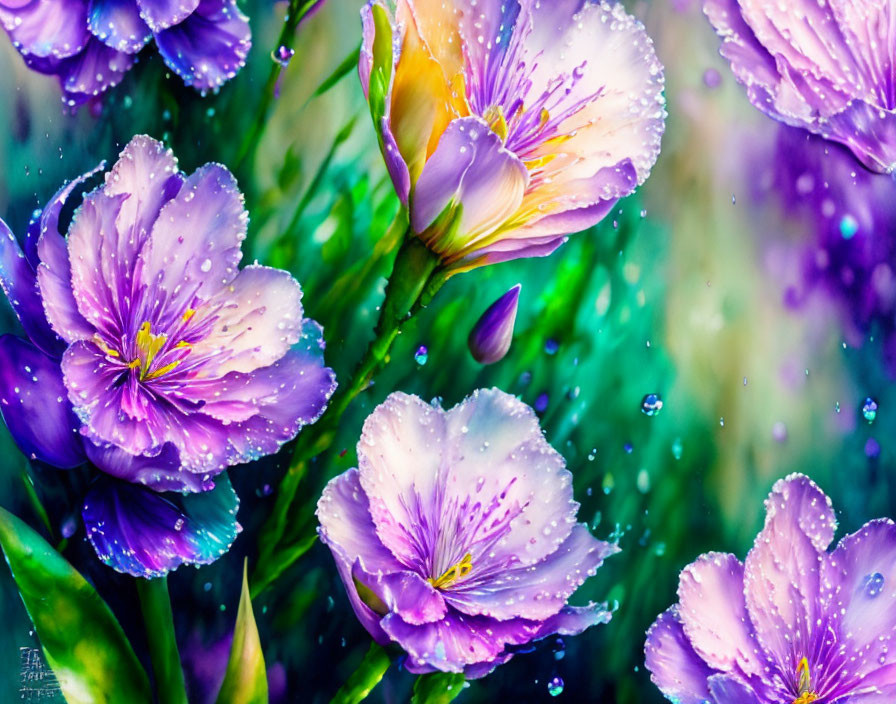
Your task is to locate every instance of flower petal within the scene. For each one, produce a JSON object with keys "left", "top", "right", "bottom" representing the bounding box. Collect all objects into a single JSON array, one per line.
[
  {"left": 0, "top": 0, "right": 89, "bottom": 59},
  {"left": 352, "top": 560, "right": 447, "bottom": 626},
  {"left": 135, "top": 0, "right": 198, "bottom": 32},
  {"left": 56, "top": 37, "right": 136, "bottom": 105},
  {"left": 82, "top": 473, "right": 240, "bottom": 578},
  {"left": 85, "top": 440, "right": 213, "bottom": 493},
  {"left": 411, "top": 116, "right": 528, "bottom": 260},
  {"left": 87, "top": 0, "right": 151, "bottom": 53},
  {"left": 0, "top": 335, "right": 85, "bottom": 468},
  {"left": 644, "top": 608, "right": 715, "bottom": 704},
  {"left": 677, "top": 552, "right": 768, "bottom": 680},
  {"left": 153, "top": 0, "right": 251, "bottom": 94}
]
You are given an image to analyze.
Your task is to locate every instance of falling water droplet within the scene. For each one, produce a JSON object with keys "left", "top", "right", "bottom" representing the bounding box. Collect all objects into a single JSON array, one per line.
[
  {"left": 547, "top": 676, "right": 564, "bottom": 697},
  {"left": 544, "top": 338, "right": 559, "bottom": 355},
  {"left": 640, "top": 393, "right": 663, "bottom": 416},
  {"left": 671, "top": 437, "right": 683, "bottom": 460},
  {"left": 272, "top": 45, "right": 295, "bottom": 66},
  {"left": 414, "top": 345, "right": 429, "bottom": 365},
  {"left": 862, "top": 397, "right": 879, "bottom": 424}
]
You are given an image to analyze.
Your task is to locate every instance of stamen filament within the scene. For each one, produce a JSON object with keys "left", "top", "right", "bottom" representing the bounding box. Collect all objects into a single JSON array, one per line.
[{"left": 428, "top": 553, "right": 473, "bottom": 589}]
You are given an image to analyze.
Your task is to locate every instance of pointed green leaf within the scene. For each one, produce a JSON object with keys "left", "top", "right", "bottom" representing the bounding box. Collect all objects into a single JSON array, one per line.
[
  {"left": 329, "top": 643, "right": 391, "bottom": 704},
  {"left": 411, "top": 672, "right": 467, "bottom": 704},
  {"left": 216, "top": 561, "right": 268, "bottom": 704},
  {"left": 0, "top": 505, "right": 151, "bottom": 704}
]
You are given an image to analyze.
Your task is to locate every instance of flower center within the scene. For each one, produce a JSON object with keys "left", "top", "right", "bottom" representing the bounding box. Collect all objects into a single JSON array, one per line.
[
  {"left": 123, "top": 312, "right": 195, "bottom": 381},
  {"left": 792, "top": 657, "right": 819, "bottom": 704},
  {"left": 428, "top": 553, "right": 472, "bottom": 590}
]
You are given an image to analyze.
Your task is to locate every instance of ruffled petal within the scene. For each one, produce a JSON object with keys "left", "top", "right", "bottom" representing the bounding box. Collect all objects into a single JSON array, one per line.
[
  {"left": 56, "top": 37, "right": 136, "bottom": 106},
  {"left": 644, "top": 608, "right": 715, "bottom": 704},
  {"left": 87, "top": 0, "right": 151, "bottom": 53},
  {"left": 82, "top": 473, "right": 240, "bottom": 578},
  {"left": 0, "top": 335, "right": 85, "bottom": 468},
  {"left": 0, "top": 0, "right": 89, "bottom": 59},
  {"left": 135, "top": 0, "right": 198, "bottom": 32},
  {"left": 153, "top": 0, "right": 251, "bottom": 94},
  {"left": 85, "top": 440, "right": 213, "bottom": 493}
]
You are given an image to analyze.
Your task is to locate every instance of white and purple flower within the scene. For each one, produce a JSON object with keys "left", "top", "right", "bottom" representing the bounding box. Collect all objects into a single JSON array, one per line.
[
  {"left": 0, "top": 135, "right": 336, "bottom": 577},
  {"left": 317, "top": 388, "right": 616, "bottom": 677},
  {"left": 360, "top": 0, "right": 666, "bottom": 272},
  {"left": 0, "top": 0, "right": 251, "bottom": 107},
  {"left": 704, "top": 0, "right": 896, "bottom": 173},
  {"left": 646, "top": 473, "right": 896, "bottom": 703}
]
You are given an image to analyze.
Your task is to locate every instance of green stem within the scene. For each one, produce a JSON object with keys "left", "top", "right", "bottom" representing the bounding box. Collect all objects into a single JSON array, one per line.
[
  {"left": 19, "top": 469, "right": 55, "bottom": 544},
  {"left": 136, "top": 577, "right": 188, "bottom": 704},
  {"left": 234, "top": 0, "right": 319, "bottom": 170},
  {"left": 329, "top": 643, "right": 391, "bottom": 704},
  {"left": 411, "top": 673, "right": 467, "bottom": 704},
  {"left": 252, "top": 234, "right": 444, "bottom": 595}
]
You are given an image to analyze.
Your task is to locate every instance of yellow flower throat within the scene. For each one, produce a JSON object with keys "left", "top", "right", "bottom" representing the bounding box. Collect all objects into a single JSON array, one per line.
[
  {"left": 428, "top": 553, "right": 472, "bottom": 590},
  {"left": 95, "top": 310, "right": 195, "bottom": 381},
  {"left": 792, "top": 658, "right": 819, "bottom": 704}
]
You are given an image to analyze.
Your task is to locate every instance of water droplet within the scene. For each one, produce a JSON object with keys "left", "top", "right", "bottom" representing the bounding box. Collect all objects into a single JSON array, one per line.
[
  {"left": 865, "top": 437, "right": 881, "bottom": 459},
  {"left": 273, "top": 45, "right": 295, "bottom": 66},
  {"left": 535, "top": 393, "right": 549, "bottom": 413},
  {"left": 862, "top": 397, "right": 878, "bottom": 424},
  {"left": 671, "top": 437, "right": 683, "bottom": 460},
  {"left": 863, "top": 572, "right": 885, "bottom": 598},
  {"left": 840, "top": 214, "right": 859, "bottom": 239},
  {"left": 640, "top": 393, "right": 663, "bottom": 416},
  {"left": 544, "top": 338, "right": 559, "bottom": 355},
  {"left": 547, "top": 676, "right": 564, "bottom": 697},
  {"left": 414, "top": 345, "right": 429, "bottom": 365}
]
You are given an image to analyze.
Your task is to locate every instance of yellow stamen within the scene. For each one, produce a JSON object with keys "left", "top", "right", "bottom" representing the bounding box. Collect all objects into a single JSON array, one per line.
[
  {"left": 539, "top": 107, "right": 550, "bottom": 128},
  {"left": 428, "top": 553, "right": 473, "bottom": 590},
  {"left": 792, "top": 658, "right": 819, "bottom": 704},
  {"left": 182, "top": 308, "right": 196, "bottom": 323},
  {"left": 144, "top": 360, "right": 182, "bottom": 380},
  {"left": 483, "top": 106, "right": 509, "bottom": 142},
  {"left": 174, "top": 341, "right": 192, "bottom": 349},
  {"left": 128, "top": 359, "right": 141, "bottom": 370},
  {"left": 92, "top": 334, "right": 119, "bottom": 358},
  {"left": 136, "top": 321, "right": 167, "bottom": 372},
  {"left": 523, "top": 153, "right": 558, "bottom": 171}
]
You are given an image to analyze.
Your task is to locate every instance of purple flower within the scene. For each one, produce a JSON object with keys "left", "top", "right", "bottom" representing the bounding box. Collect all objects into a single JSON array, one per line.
[
  {"left": 704, "top": 0, "right": 896, "bottom": 173},
  {"left": 0, "top": 135, "right": 336, "bottom": 577},
  {"left": 317, "top": 389, "right": 617, "bottom": 677},
  {"left": 467, "top": 284, "right": 520, "bottom": 365},
  {"left": 360, "top": 0, "right": 665, "bottom": 272},
  {"left": 0, "top": 0, "right": 251, "bottom": 107},
  {"left": 645, "top": 473, "right": 896, "bottom": 702}
]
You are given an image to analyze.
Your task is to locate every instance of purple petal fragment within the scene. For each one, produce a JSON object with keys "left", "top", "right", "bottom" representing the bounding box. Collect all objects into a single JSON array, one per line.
[
  {"left": 0, "top": 335, "right": 84, "bottom": 468},
  {"left": 82, "top": 473, "right": 240, "bottom": 578}
]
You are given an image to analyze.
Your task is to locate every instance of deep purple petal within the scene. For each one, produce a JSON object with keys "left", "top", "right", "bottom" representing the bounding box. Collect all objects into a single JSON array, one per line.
[
  {"left": 533, "top": 603, "right": 613, "bottom": 640},
  {"left": 153, "top": 0, "right": 251, "bottom": 94},
  {"left": 135, "top": 0, "right": 198, "bottom": 32},
  {"left": 85, "top": 441, "right": 213, "bottom": 493},
  {"left": 352, "top": 560, "right": 447, "bottom": 625},
  {"left": 56, "top": 37, "right": 136, "bottom": 106},
  {"left": 0, "top": 219, "right": 63, "bottom": 357},
  {"left": 644, "top": 608, "right": 715, "bottom": 704},
  {"left": 707, "top": 674, "right": 763, "bottom": 703},
  {"left": 88, "top": 0, "right": 151, "bottom": 53},
  {"left": 82, "top": 473, "right": 240, "bottom": 578},
  {"left": 0, "top": 335, "right": 85, "bottom": 468}
]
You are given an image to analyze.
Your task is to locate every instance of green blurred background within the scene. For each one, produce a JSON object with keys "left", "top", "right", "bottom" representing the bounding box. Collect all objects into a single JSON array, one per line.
[{"left": 0, "top": 0, "right": 892, "bottom": 701}]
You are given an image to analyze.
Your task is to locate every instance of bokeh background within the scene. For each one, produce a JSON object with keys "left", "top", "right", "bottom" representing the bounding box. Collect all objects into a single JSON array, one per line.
[{"left": 1, "top": 0, "right": 894, "bottom": 701}]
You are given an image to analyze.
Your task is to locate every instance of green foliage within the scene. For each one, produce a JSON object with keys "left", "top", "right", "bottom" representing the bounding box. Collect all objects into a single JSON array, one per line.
[
  {"left": 217, "top": 562, "right": 268, "bottom": 704},
  {"left": 411, "top": 673, "right": 467, "bottom": 704},
  {"left": 0, "top": 506, "right": 151, "bottom": 704}
]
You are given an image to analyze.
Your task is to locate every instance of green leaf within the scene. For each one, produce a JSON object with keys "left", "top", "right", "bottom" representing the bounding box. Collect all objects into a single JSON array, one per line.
[
  {"left": 411, "top": 672, "right": 467, "bottom": 704},
  {"left": 0, "top": 505, "right": 151, "bottom": 704},
  {"left": 136, "top": 576, "right": 187, "bottom": 704},
  {"left": 216, "top": 561, "right": 268, "bottom": 704},
  {"left": 329, "top": 642, "right": 391, "bottom": 704}
]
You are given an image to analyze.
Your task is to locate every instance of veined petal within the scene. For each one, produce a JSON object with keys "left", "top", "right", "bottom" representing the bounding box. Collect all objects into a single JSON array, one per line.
[
  {"left": 0, "top": 335, "right": 85, "bottom": 468},
  {"left": 644, "top": 608, "right": 716, "bottom": 704},
  {"left": 0, "top": 0, "right": 89, "bottom": 59},
  {"left": 352, "top": 560, "right": 447, "bottom": 625},
  {"left": 135, "top": 0, "right": 198, "bottom": 32},
  {"left": 82, "top": 473, "right": 240, "bottom": 578},
  {"left": 86, "top": 441, "right": 213, "bottom": 493}
]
